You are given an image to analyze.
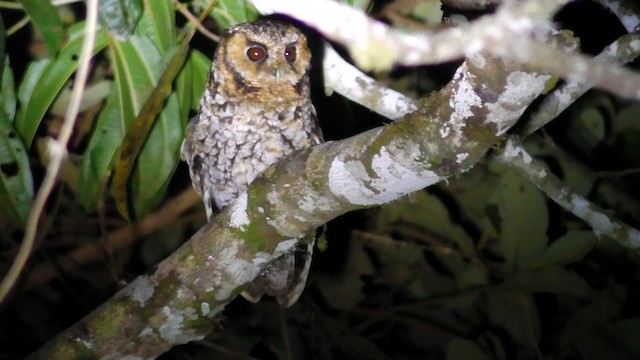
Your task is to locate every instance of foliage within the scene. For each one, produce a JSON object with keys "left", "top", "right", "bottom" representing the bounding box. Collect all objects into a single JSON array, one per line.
[{"left": 0, "top": 0, "right": 639, "bottom": 359}]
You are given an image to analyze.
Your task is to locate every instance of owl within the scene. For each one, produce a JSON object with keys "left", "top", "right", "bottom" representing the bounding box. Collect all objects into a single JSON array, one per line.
[{"left": 181, "top": 20, "right": 323, "bottom": 307}]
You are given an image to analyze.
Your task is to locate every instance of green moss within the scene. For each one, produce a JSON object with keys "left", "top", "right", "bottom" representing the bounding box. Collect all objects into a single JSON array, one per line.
[
  {"left": 89, "top": 297, "right": 133, "bottom": 344},
  {"left": 41, "top": 335, "right": 97, "bottom": 359}
]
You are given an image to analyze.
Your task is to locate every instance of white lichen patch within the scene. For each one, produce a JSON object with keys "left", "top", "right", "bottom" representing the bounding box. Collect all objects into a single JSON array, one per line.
[
  {"left": 159, "top": 306, "right": 184, "bottom": 342},
  {"left": 500, "top": 140, "right": 533, "bottom": 165},
  {"left": 328, "top": 159, "right": 376, "bottom": 205},
  {"left": 229, "top": 192, "right": 250, "bottom": 229},
  {"left": 126, "top": 275, "right": 156, "bottom": 306},
  {"left": 201, "top": 302, "right": 210, "bottom": 316},
  {"left": 447, "top": 64, "right": 481, "bottom": 146},
  {"left": 213, "top": 240, "right": 260, "bottom": 301},
  {"left": 486, "top": 71, "right": 550, "bottom": 136},
  {"left": 75, "top": 337, "right": 92, "bottom": 349},
  {"left": 456, "top": 153, "right": 469, "bottom": 163},
  {"left": 275, "top": 239, "right": 298, "bottom": 255},
  {"left": 329, "top": 142, "right": 442, "bottom": 205},
  {"left": 139, "top": 326, "right": 153, "bottom": 338},
  {"left": 298, "top": 191, "right": 333, "bottom": 214},
  {"left": 570, "top": 194, "right": 614, "bottom": 236}
]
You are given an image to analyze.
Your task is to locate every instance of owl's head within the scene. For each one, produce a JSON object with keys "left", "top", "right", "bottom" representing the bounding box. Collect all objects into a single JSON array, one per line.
[{"left": 214, "top": 20, "right": 312, "bottom": 102}]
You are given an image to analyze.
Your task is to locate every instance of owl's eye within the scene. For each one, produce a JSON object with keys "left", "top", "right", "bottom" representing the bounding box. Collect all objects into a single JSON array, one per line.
[
  {"left": 246, "top": 46, "right": 266, "bottom": 62},
  {"left": 284, "top": 46, "right": 297, "bottom": 62}
]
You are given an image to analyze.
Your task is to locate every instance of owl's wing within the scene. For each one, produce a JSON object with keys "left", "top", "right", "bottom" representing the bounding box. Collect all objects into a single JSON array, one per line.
[
  {"left": 181, "top": 118, "right": 217, "bottom": 219},
  {"left": 241, "top": 235, "right": 315, "bottom": 307},
  {"left": 310, "top": 104, "right": 324, "bottom": 144}
]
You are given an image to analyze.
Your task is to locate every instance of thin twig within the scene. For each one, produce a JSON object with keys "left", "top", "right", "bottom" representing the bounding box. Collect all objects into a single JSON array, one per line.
[
  {"left": 52, "top": 0, "right": 83, "bottom": 5},
  {"left": 0, "top": 1, "right": 22, "bottom": 10},
  {"left": 0, "top": 0, "right": 99, "bottom": 304},
  {"left": 24, "top": 188, "right": 201, "bottom": 291},
  {"left": 173, "top": 0, "right": 220, "bottom": 42},
  {"left": 6, "top": 15, "right": 30, "bottom": 36}
]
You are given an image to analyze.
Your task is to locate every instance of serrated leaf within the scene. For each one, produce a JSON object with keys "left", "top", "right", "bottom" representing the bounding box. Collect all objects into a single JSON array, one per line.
[
  {"left": 98, "top": 0, "right": 143, "bottom": 40},
  {"left": 0, "top": 109, "right": 33, "bottom": 228},
  {"left": 211, "top": 0, "right": 259, "bottom": 29},
  {"left": 15, "top": 24, "right": 108, "bottom": 146},
  {"left": 540, "top": 230, "right": 596, "bottom": 266},
  {"left": 1, "top": 57, "right": 16, "bottom": 120},
  {"left": 491, "top": 167, "right": 548, "bottom": 270},
  {"left": 137, "top": 0, "right": 175, "bottom": 53},
  {"left": 109, "top": 37, "right": 187, "bottom": 219},
  {"left": 77, "top": 91, "right": 123, "bottom": 211},
  {"left": 18, "top": 0, "right": 64, "bottom": 56}
]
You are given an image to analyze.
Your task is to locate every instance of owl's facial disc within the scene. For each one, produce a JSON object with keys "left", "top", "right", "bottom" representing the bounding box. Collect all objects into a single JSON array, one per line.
[{"left": 217, "top": 21, "right": 313, "bottom": 102}]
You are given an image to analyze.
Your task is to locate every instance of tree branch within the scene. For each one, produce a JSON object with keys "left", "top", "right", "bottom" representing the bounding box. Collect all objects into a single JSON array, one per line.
[
  {"left": 32, "top": 43, "right": 550, "bottom": 359},
  {"left": 495, "top": 139, "right": 640, "bottom": 248}
]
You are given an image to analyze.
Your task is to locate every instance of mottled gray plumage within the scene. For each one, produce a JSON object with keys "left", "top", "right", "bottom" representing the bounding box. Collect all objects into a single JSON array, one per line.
[{"left": 181, "top": 20, "right": 323, "bottom": 307}]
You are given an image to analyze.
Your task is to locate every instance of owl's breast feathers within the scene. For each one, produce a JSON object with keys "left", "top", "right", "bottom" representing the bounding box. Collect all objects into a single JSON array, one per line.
[{"left": 181, "top": 83, "right": 322, "bottom": 213}]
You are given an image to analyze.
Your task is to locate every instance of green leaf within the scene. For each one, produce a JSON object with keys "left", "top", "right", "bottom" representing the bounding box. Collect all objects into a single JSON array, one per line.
[
  {"left": 1, "top": 57, "right": 16, "bottom": 120},
  {"left": 108, "top": 36, "right": 186, "bottom": 218},
  {"left": 486, "top": 291, "right": 540, "bottom": 347},
  {"left": 15, "top": 24, "right": 108, "bottom": 146},
  {"left": 137, "top": 0, "right": 175, "bottom": 53},
  {"left": 50, "top": 80, "right": 111, "bottom": 117},
  {"left": 506, "top": 266, "right": 592, "bottom": 297},
  {"left": 376, "top": 191, "right": 476, "bottom": 256},
  {"left": 605, "top": 317, "right": 640, "bottom": 356},
  {"left": 18, "top": 0, "right": 64, "bottom": 55},
  {"left": 77, "top": 91, "right": 123, "bottom": 212},
  {"left": 98, "top": 0, "right": 143, "bottom": 40},
  {"left": 540, "top": 230, "right": 597, "bottom": 266},
  {"left": 130, "top": 93, "right": 182, "bottom": 217},
  {"left": 316, "top": 239, "right": 373, "bottom": 309},
  {"left": 211, "top": 0, "right": 259, "bottom": 29},
  {"left": 446, "top": 338, "right": 492, "bottom": 360},
  {"left": 175, "top": 49, "right": 209, "bottom": 125},
  {"left": 0, "top": 109, "right": 33, "bottom": 228},
  {"left": 491, "top": 167, "right": 548, "bottom": 270},
  {"left": 0, "top": 15, "right": 5, "bottom": 81},
  {"left": 562, "top": 296, "right": 626, "bottom": 360}
]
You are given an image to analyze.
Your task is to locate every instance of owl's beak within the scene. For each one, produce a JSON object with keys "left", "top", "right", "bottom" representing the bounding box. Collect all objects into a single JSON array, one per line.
[{"left": 271, "top": 68, "right": 281, "bottom": 82}]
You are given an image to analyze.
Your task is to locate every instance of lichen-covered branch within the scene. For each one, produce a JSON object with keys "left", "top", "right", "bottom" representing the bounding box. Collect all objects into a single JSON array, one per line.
[
  {"left": 595, "top": 0, "right": 640, "bottom": 32},
  {"left": 320, "top": 30, "right": 640, "bottom": 250},
  {"left": 252, "top": 0, "right": 640, "bottom": 101},
  {"left": 32, "top": 47, "right": 549, "bottom": 359},
  {"left": 524, "top": 32, "right": 640, "bottom": 135},
  {"left": 322, "top": 45, "right": 417, "bottom": 120},
  {"left": 495, "top": 139, "right": 640, "bottom": 248}
]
